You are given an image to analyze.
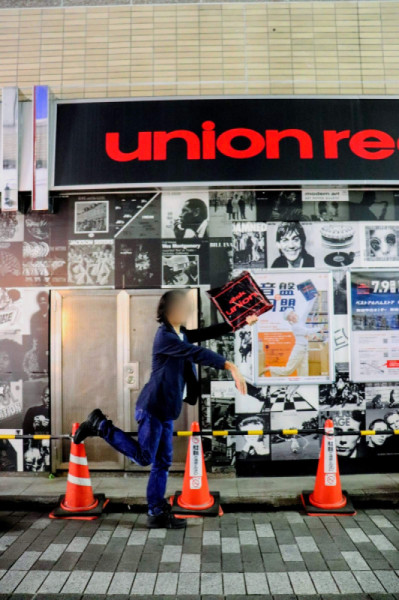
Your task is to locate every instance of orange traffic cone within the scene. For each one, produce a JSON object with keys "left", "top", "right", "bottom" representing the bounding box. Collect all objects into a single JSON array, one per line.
[
  {"left": 301, "top": 418, "right": 356, "bottom": 516},
  {"left": 170, "top": 422, "right": 223, "bottom": 517},
  {"left": 49, "top": 423, "right": 109, "bottom": 520}
]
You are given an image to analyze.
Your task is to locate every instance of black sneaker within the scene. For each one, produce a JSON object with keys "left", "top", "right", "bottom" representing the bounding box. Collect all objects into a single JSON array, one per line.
[
  {"left": 73, "top": 409, "right": 107, "bottom": 444},
  {"left": 147, "top": 512, "right": 187, "bottom": 529}
]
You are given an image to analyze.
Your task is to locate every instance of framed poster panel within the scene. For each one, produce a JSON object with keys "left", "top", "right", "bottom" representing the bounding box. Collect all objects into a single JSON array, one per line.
[
  {"left": 350, "top": 269, "right": 399, "bottom": 383},
  {"left": 252, "top": 270, "right": 334, "bottom": 385}
]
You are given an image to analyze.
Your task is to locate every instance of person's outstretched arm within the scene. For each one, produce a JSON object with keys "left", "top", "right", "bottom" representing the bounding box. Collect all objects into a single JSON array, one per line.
[
  {"left": 156, "top": 330, "right": 247, "bottom": 394},
  {"left": 185, "top": 321, "right": 232, "bottom": 343},
  {"left": 185, "top": 315, "right": 258, "bottom": 343}
]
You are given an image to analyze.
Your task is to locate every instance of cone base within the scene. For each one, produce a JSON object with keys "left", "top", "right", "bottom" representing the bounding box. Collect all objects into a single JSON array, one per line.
[
  {"left": 301, "top": 491, "right": 356, "bottom": 517},
  {"left": 171, "top": 491, "right": 222, "bottom": 517},
  {"left": 49, "top": 494, "right": 109, "bottom": 520}
]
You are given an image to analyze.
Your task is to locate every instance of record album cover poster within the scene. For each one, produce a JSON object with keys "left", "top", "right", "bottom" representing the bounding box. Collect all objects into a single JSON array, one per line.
[
  {"left": 236, "top": 412, "right": 270, "bottom": 462},
  {"left": 0, "top": 212, "right": 24, "bottom": 242},
  {"left": 267, "top": 222, "right": 360, "bottom": 270},
  {"left": 235, "top": 382, "right": 271, "bottom": 414},
  {"left": 162, "top": 190, "right": 209, "bottom": 241},
  {"left": 209, "top": 239, "right": 233, "bottom": 288},
  {"left": 256, "top": 190, "right": 306, "bottom": 222},
  {"left": 0, "top": 429, "right": 23, "bottom": 471},
  {"left": 234, "top": 323, "right": 253, "bottom": 382},
  {"left": 0, "top": 241, "right": 22, "bottom": 286},
  {"left": 162, "top": 250, "right": 199, "bottom": 287},
  {"left": 0, "top": 380, "right": 23, "bottom": 429},
  {"left": 74, "top": 199, "right": 109, "bottom": 234},
  {"left": 115, "top": 239, "right": 161, "bottom": 288},
  {"left": 68, "top": 240, "right": 114, "bottom": 286},
  {"left": 232, "top": 222, "right": 267, "bottom": 270},
  {"left": 253, "top": 271, "right": 333, "bottom": 385},
  {"left": 209, "top": 190, "right": 256, "bottom": 237},
  {"left": 269, "top": 384, "right": 319, "bottom": 413},
  {"left": 301, "top": 198, "right": 350, "bottom": 222},
  {"left": 114, "top": 192, "right": 160, "bottom": 239},
  {"left": 270, "top": 411, "right": 319, "bottom": 461},
  {"left": 350, "top": 190, "right": 399, "bottom": 221},
  {"left": 360, "top": 222, "right": 399, "bottom": 267},
  {"left": 319, "top": 370, "right": 365, "bottom": 411},
  {"left": 366, "top": 383, "right": 399, "bottom": 409},
  {"left": 365, "top": 407, "right": 399, "bottom": 455},
  {"left": 320, "top": 409, "right": 367, "bottom": 459}
]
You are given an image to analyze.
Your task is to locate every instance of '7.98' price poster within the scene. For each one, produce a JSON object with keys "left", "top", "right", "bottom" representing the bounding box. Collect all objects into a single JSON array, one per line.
[{"left": 350, "top": 270, "right": 399, "bottom": 382}]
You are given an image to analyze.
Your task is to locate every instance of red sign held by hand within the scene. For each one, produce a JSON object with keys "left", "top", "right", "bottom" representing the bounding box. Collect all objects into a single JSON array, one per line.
[{"left": 207, "top": 271, "right": 273, "bottom": 332}]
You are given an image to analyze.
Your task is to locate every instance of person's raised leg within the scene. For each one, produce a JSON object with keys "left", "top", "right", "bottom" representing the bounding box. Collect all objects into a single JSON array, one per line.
[{"left": 73, "top": 408, "right": 158, "bottom": 467}]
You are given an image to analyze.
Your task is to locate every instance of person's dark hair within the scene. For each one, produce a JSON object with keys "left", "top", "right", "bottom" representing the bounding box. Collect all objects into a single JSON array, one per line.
[
  {"left": 369, "top": 419, "right": 386, "bottom": 430},
  {"left": 384, "top": 411, "right": 399, "bottom": 424},
  {"left": 156, "top": 290, "right": 187, "bottom": 324},
  {"left": 186, "top": 198, "right": 208, "bottom": 222},
  {"left": 276, "top": 222, "right": 306, "bottom": 248}
]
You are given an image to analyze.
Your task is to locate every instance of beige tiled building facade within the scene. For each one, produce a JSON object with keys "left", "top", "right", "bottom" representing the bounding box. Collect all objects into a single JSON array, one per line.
[{"left": 0, "top": 1, "right": 398, "bottom": 99}]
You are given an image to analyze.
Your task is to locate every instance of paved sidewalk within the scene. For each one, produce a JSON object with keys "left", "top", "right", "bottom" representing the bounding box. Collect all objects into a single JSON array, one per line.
[
  {"left": 1, "top": 472, "right": 399, "bottom": 510},
  {"left": 2, "top": 508, "right": 399, "bottom": 599}
]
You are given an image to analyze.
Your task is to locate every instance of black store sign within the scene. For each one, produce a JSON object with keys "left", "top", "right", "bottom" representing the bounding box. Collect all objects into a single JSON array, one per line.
[{"left": 54, "top": 97, "right": 399, "bottom": 187}]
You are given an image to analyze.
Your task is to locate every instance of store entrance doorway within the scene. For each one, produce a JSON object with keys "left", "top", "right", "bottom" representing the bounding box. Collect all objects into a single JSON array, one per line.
[{"left": 50, "top": 289, "right": 198, "bottom": 471}]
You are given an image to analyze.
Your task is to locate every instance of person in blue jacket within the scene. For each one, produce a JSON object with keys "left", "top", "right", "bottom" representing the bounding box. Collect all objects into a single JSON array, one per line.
[{"left": 74, "top": 289, "right": 255, "bottom": 529}]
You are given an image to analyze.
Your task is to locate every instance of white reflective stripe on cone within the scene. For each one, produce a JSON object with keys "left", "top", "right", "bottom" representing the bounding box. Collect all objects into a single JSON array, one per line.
[
  {"left": 69, "top": 454, "right": 88, "bottom": 466},
  {"left": 67, "top": 474, "right": 92, "bottom": 486}
]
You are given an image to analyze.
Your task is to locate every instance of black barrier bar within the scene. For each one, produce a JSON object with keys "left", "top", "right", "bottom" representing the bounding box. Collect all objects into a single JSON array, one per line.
[{"left": 2, "top": 429, "right": 399, "bottom": 440}]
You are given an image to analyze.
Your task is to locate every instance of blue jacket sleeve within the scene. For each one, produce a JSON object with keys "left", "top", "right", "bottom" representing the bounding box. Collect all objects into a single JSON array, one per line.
[{"left": 156, "top": 330, "right": 226, "bottom": 370}]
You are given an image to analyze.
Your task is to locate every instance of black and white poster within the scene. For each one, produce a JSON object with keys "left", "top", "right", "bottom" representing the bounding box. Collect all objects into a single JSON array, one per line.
[
  {"left": 267, "top": 222, "right": 360, "bottom": 270},
  {"left": 162, "top": 190, "right": 209, "bottom": 241},
  {"left": 235, "top": 382, "right": 271, "bottom": 414},
  {"left": 209, "top": 239, "right": 233, "bottom": 288},
  {"left": 366, "top": 383, "right": 399, "bottom": 409},
  {"left": 209, "top": 191, "right": 256, "bottom": 237},
  {"left": 360, "top": 223, "right": 399, "bottom": 267},
  {"left": 270, "top": 412, "right": 319, "bottom": 460},
  {"left": 365, "top": 408, "right": 399, "bottom": 456},
  {"left": 115, "top": 239, "right": 161, "bottom": 288},
  {"left": 320, "top": 409, "right": 367, "bottom": 459},
  {"left": 0, "top": 381, "right": 23, "bottom": 429},
  {"left": 114, "top": 192, "right": 160, "bottom": 239},
  {"left": 319, "top": 372, "right": 365, "bottom": 410},
  {"left": 0, "top": 212, "right": 24, "bottom": 242},
  {"left": 350, "top": 190, "right": 399, "bottom": 221},
  {"left": 234, "top": 323, "right": 253, "bottom": 382},
  {"left": 74, "top": 199, "right": 109, "bottom": 234},
  {"left": 256, "top": 190, "right": 306, "bottom": 222},
  {"left": 0, "top": 429, "right": 23, "bottom": 472},
  {"left": 0, "top": 241, "right": 22, "bottom": 285},
  {"left": 68, "top": 240, "right": 114, "bottom": 286},
  {"left": 162, "top": 245, "right": 199, "bottom": 287},
  {"left": 232, "top": 222, "right": 267, "bottom": 270},
  {"left": 236, "top": 413, "right": 270, "bottom": 462}
]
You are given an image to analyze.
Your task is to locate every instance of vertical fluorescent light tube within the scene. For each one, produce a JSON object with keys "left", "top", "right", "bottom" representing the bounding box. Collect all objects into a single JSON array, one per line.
[
  {"left": 1, "top": 86, "right": 19, "bottom": 212},
  {"left": 32, "top": 85, "right": 49, "bottom": 211}
]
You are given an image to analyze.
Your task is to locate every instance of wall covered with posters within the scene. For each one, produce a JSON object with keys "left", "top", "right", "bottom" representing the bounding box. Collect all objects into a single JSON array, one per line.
[{"left": 2, "top": 188, "right": 399, "bottom": 474}]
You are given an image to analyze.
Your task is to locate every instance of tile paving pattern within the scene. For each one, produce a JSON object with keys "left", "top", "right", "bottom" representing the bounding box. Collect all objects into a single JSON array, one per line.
[{"left": 1, "top": 509, "right": 399, "bottom": 598}]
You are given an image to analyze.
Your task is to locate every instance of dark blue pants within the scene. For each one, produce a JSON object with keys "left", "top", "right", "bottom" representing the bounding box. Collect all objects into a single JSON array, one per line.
[{"left": 99, "top": 408, "right": 174, "bottom": 515}]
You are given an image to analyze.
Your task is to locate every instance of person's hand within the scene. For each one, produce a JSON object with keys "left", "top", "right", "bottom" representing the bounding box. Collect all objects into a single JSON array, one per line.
[
  {"left": 225, "top": 361, "right": 247, "bottom": 395},
  {"left": 245, "top": 314, "right": 258, "bottom": 327}
]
